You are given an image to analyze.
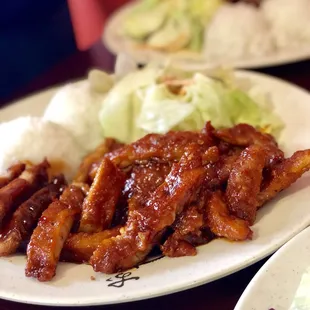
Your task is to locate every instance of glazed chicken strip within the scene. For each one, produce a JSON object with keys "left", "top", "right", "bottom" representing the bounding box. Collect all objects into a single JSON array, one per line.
[
  {"left": 123, "top": 161, "right": 172, "bottom": 211},
  {"left": 206, "top": 191, "right": 252, "bottom": 241},
  {"left": 112, "top": 161, "right": 172, "bottom": 227},
  {"left": 90, "top": 144, "right": 211, "bottom": 273},
  {"left": 226, "top": 144, "right": 266, "bottom": 225},
  {"left": 258, "top": 149, "right": 310, "bottom": 207},
  {"left": 25, "top": 185, "right": 85, "bottom": 282},
  {"left": 0, "top": 175, "right": 66, "bottom": 256},
  {"left": 214, "top": 124, "right": 284, "bottom": 167},
  {"left": 61, "top": 227, "right": 121, "bottom": 263},
  {"left": 0, "top": 161, "right": 49, "bottom": 228},
  {"left": 161, "top": 205, "right": 204, "bottom": 257},
  {"left": 74, "top": 138, "right": 123, "bottom": 184},
  {"left": 0, "top": 163, "right": 25, "bottom": 189},
  {"left": 213, "top": 124, "right": 277, "bottom": 146},
  {"left": 79, "top": 158, "right": 125, "bottom": 233},
  {"left": 107, "top": 131, "right": 215, "bottom": 168},
  {"left": 215, "top": 149, "right": 242, "bottom": 184}
]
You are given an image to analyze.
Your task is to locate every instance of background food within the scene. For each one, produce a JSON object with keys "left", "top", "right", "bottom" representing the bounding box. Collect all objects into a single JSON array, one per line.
[
  {"left": 115, "top": 0, "right": 310, "bottom": 62},
  {"left": 122, "top": 0, "right": 223, "bottom": 53},
  {"left": 261, "top": 0, "right": 310, "bottom": 49}
]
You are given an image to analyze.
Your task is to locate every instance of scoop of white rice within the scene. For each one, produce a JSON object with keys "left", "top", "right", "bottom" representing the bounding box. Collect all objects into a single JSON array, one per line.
[
  {"left": 0, "top": 117, "right": 84, "bottom": 180},
  {"left": 262, "top": 0, "right": 310, "bottom": 49},
  {"left": 43, "top": 80, "right": 106, "bottom": 152},
  {"left": 203, "top": 3, "right": 275, "bottom": 61}
]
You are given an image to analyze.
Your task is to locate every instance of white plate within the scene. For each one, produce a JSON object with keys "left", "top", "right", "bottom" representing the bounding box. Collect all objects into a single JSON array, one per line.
[
  {"left": 235, "top": 226, "right": 310, "bottom": 310},
  {"left": 1, "top": 71, "right": 310, "bottom": 306},
  {"left": 103, "top": 1, "right": 310, "bottom": 70}
]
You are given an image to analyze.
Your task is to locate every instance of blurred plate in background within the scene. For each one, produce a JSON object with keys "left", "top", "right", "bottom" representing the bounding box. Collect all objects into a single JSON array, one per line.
[
  {"left": 103, "top": 1, "right": 310, "bottom": 70},
  {"left": 235, "top": 226, "right": 310, "bottom": 310}
]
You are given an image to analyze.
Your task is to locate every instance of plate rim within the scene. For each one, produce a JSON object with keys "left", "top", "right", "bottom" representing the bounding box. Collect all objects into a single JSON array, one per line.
[{"left": 234, "top": 226, "right": 310, "bottom": 310}]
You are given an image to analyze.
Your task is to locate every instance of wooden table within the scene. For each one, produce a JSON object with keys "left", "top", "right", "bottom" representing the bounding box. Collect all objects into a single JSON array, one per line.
[{"left": 1, "top": 42, "right": 310, "bottom": 310}]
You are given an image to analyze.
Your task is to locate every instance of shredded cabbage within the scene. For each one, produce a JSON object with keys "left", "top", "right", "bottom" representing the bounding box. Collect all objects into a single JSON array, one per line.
[{"left": 99, "top": 67, "right": 284, "bottom": 144}]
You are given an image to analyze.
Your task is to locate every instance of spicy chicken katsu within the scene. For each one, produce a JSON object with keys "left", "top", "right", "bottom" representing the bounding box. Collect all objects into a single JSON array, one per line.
[{"left": 0, "top": 122, "right": 309, "bottom": 282}]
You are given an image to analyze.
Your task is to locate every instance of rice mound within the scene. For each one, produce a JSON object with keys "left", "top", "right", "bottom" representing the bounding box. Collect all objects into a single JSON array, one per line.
[
  {"left": 203, "top": 3, "right": 275, "bottom": 61},
  {"left": 0, "top": 117, "right": 84, "bottom": 180},
  {"left": 262, "top": 0, "right": 310, "bottom": 49},
  {"left": 44, "top": 80, "right": 105, "bottom": 152}
]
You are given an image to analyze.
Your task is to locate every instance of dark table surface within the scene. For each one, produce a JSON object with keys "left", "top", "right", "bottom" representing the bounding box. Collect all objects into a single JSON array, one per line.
[{"left": 1, "top": 42, "right": 310, "bottom": 310}]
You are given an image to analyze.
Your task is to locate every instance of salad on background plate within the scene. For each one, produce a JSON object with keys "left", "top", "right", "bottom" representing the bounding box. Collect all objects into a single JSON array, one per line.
[{"left": 103, "top": 0, "right": 310, "bottom": 69}]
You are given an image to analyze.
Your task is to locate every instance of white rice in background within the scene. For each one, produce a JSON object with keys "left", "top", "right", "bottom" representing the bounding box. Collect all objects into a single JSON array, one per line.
[
  {"left": 44, "top": 80, "right": 107, "bottom": 152},
  {"left": 0, "top": 117, "right": 84, "bottom": 180},
  {"left": 262, "top": 0, "right": 310, "bottom": 49},
  {"left": 203, "top": 3, "right": 275, "bottom": 61}
]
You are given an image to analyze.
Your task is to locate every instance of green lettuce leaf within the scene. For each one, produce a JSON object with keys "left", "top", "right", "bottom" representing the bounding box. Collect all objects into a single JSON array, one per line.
[
  {"left": 99, "top": 66, "right": 161, "bottom": 143},
  {"left": 182, "top": 73, "right": 233, "bottom": 128},
  {"left": 137, "top": 84, "right": 194, "bottom": 133},
  {"left": 99, "top": 68, "right": 284, "bottom": 144}
]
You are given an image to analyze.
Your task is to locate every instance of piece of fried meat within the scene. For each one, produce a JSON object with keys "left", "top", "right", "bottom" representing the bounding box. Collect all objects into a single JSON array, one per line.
[
  {"left": 0, "top": 163, "right": 25, "bottom": 189},
  {"left": 61, "top": 227, "right": 121, "bottom": 264},
  {"left": 74, "top": 138, "right": 123, "bottom": 184},
  {"left": 107, "top": 131, "right": 215, "bottom": 168},
  {"left": 206, "top": 191, "right": 252, "bottom": 241},
  {"left": 0, "top": 161, "right": 49, "bottom": 228},
  {"left": 0, "top": 175, "right": 66, "bottom": 256},
  {"left": 25, "top": 185, "right": 85, "bottom": 281},
  {"left": 258, "top": 149, "right": 310, "bottom": 206},
  {"left": 225, "top": 144, "right": 266, "bottom": 224},
  {"left": 213, "top": 124, "right": 284, "bottom": 167},
  {"left": 90, "top": 144, "right": 210, "bottom": 273},
  {"left": 79, "top": 158, "right": 125, "bottom": 233},
  {"left": 161, "top": 205, "right": 204, "bottom": 257}
]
